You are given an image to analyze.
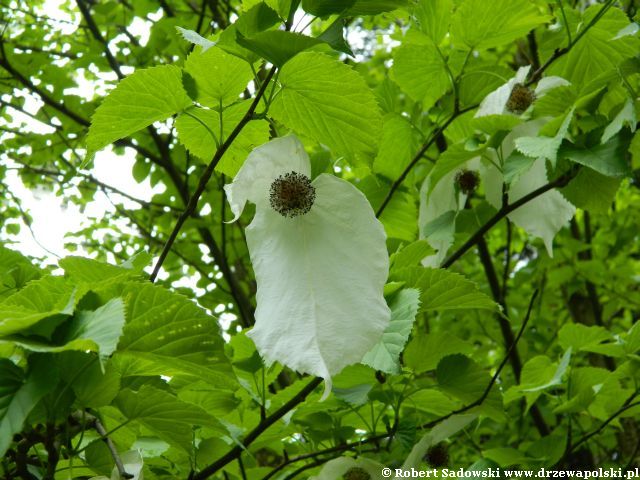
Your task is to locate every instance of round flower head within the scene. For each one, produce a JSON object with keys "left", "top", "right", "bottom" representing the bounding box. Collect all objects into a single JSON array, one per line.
[
  {"left": 455, "top": 169, "right": 480, "bottom": 195},
  {"left": 506, "top": 83, "right": 536, "bottom": 114},
  {"left": 224, "top": 135, "right": 391, "bottom": 398},
  {"left": 269, "top": 171, "right": 316, "bottom": 217},
  {"left": 475, "top": 66, "right": 570, "bottom": 118}
]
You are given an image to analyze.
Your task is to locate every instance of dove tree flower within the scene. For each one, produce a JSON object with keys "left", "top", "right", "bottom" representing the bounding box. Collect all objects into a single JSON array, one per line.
[
  {"left": 475, "top": 65, "right": 570, "bottom": 117},
  {"left": 224, "top": 135, "right": 391, "bottom": 396},
  {"left": 420, "top": 69, "right": 574, "bottom": 266}
]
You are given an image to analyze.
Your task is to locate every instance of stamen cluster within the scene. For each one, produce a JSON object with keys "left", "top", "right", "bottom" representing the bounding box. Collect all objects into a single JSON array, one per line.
[
  {"left": 343, "top": 467, "right": 371, "bottom": 480},
  {"left": 455, "top": 169, "right": 480, "bottom": 195},
  {"left": 269, "top": 171, "right": 316, "bottom": 218},
  {"left": 506, "top": 83, "right": 536, "bottom": 113}
]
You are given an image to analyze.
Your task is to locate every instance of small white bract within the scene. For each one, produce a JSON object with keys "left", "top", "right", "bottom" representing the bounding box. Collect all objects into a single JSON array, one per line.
[
  {"left": 224, "top": 135, "right": 391, "bottom": 398},
  {"left": 475, "top": 66, "right": 570, "bottom": 118}
]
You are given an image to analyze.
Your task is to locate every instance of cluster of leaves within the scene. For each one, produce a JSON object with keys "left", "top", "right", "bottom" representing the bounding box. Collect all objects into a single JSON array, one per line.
[{"left": 1, "top": 0, "right": 640, "bottom": 479}]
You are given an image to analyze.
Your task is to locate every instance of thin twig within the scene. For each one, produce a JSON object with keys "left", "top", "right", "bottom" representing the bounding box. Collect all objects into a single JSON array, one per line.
[
  {"left": 191, "top": 376, "right": 322, "bottom": 480},
  {"left": 375, "top": 105, "right": 476, "bottom": 218},
  {"left": 260, "top": 292, "right": 539, "bottom": 478},
  {"left": 93, "top": 417, "right": 134, "bottom": 479},
  {"left": 150, "top": 67, "right": 276, "bottom": 281},
  {"left": 527, "top": 0, "right": 615, "bottom": 85},
  {"left": 442, "top": 168, "right": 578, "bottom": 268},
  {"left": 568, "top": 395, "right": 640, "bottom": 453},
  {"left": 423, "top": 290, "right": 539, "bottom": 427}
]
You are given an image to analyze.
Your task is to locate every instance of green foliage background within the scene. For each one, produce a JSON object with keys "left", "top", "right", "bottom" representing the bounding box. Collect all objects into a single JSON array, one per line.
[{"left": 1, "top": 0, "right": 640, "bottom": 478}]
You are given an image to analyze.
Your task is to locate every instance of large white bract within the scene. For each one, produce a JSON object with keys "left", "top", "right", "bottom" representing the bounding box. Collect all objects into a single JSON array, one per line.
[
  {"left": 225, "top": 136, "right": 391, "bottom": 397},
  {"left": 420, "top": 71, "right": 574, "bottom": 265}
]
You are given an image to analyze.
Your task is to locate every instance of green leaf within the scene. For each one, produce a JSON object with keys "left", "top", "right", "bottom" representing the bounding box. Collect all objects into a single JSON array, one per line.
[
  {"left": 178, "top": 382, "right": 241, "bottom": 416},
  {"left": 59, "top": 352, "right": 121, "bottom": 407},
  {"left": 390, "top": 240, "right": 435, "bottom": 269},
  {"left": 472, "top": 114, "right": 522, "bottom": 136},
  {"left": 183, "top": 46, "right": 253, "bottom": 107},
  {"left": 533, "top": 85, "right": 577, "bottom": 118},
  {"left": 561, "top": 168, "right": 621, "bottom": 213},
  {"left": 301, "top": 0, "right": 406, "bottom": 16},
  {"left": 0, "top": 355, "right": 59, "bottom": 456},
  {"left": 237, "top": 31, "right": 323, "bottom": 67},
  {"left": 403, "top": 413, "right": 478, "bottom": 469},
  {"left": 271, "top": 52, "right": 382, "bottom": 159},
  {"left": 347, "top": 0, "right": 407, "bottom": 15},
  {"left": 451, "top": 0, "right": 550, "bottom": 49},
  {"left": 558, "top": 133, "right": 631, "bottom": 177},
  {"left": 64, "top": 298, "right": 126, "bottom": 357},
  {"left": 546, "top": 6, "right": 640, "bottom": 87},
  {"left": 521, "top": 349, "right": 572, "bottom": 392},
  {"left": 458, "top": 65, "right": 513, "bottom": 108},
  {"left": 553, "top": 367, "right": 609, "bottom": 414},
  {"left": 217, "top": 3, "right": 281, "bottom": 61},
  {"left": 503, "top": 150, "right": 536, "bottom": 185},
  {"left": 436, "top": 354, "right": 503, "bottom": 419},
  {"left": 5, "top": 299, "right": 126, "bottom": 358},
  {"left": 405, "top": 331, "right": 473, "bottom": 373},
  {"left": 0, "top": 245, "right": 40, "bottom": 299},
  {"left": 175, "top": 27, "right": 215, "bottom": 52},
  {"left": 602, "top": 98, "right": 637, "bottom": 143},
  {"left": 175, "top": 101, "right": 270, "bottom": 176},
  {"left": 358, "top": 176, "right": 418, "bottom": 241},
  {"left": 505, "top": 350, "right": 572, "bottom": 413},
  {"left": 301, "top": 0, "right": 356, "bottom": 16},
  {"left": 373, "top": 114, "right": 421, "bottom": 180},
  {"left": 86, "top": 66, "right": 191, "bottom": 157},
  {"left": 117, "top": 283, "right": 236, "bottom": 388},
  {"left": 392, "top": 35, "right": 450, "bottom": 107},
  {"left": 317, "top": 18, "right": 353, "bottom": 56},
  {"left": 115, "top": 385, "right": 219, "bottom": 451},
  {"left": 558, "top": 323, "right": 612, "bottom": 352},
  {"left": 236, "top": 2, "right": 281, "bottom": 35},
  {"left": 0, "top": 276, "right": 76, "bottom": 336},
  {"left": 392, "top": 267, "right": 497, "bottom": 311},
  {"left": 361, "top": 289, "right": 420, "bottom": 374},
  {"left": 515, "top": 108, "right": 574, "bottom": 167},
  {"left": 60, "top": 256, "right": 141, "bottom": 286},
  {"left": 414, "top": 0, "right": 452, "bottom": 44}
]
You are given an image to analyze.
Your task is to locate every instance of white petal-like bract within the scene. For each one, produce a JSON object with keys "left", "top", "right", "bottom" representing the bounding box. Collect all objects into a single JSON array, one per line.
[
  {"left": 475, "top": 66, "right": 530, "bottom": 117},
  {"left": 486, "top": 121, "right": 575, "bottom": 256},
  {"left": 508, "top": 158, "right": 575, "bottom": 255},
  {"left": 226, "top": 137, "right": 390, "bottom": 397}
]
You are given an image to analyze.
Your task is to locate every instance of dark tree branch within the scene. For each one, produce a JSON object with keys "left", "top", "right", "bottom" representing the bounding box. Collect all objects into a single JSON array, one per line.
[
  {"left": 93, "top": 416, "right": 134, "bottom": 479},
  {"left": 442, "top": 168, "right": 578, "bottom": 268},
  {"left": 477, "top": 237, "right": 551, "bottom": 437},
  {"left": 191, "top": 377, "right": 322, "bottom": 480},
  {"left": 526, "top": 0, "right": 615, "bottom": 85},
  {"left": 76, "top": 0, "right": 124, "bottom": 79},
  {"left": 477, "top": 238, "right": 521, "bottom": 377},
  {"left": 150, "top": 67, "right": 276, "bottom": 282},
  {"left": 527, "top": 31, "right": 540, "bottom": 72},
  {"left": 566, "top": 393, "right": 640, "bottom": 455},
  {"left": 0, "top": 52, "right": 162, "bottom": 163},
  {"left": 260, "top": 293, "right": 539, "bottom": 478},
  {"left": 375, "top": 105, "right": 476, "bottom": 218},
  {"left": 158, "top": 0, "right": 175, "bottom": 17}
]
